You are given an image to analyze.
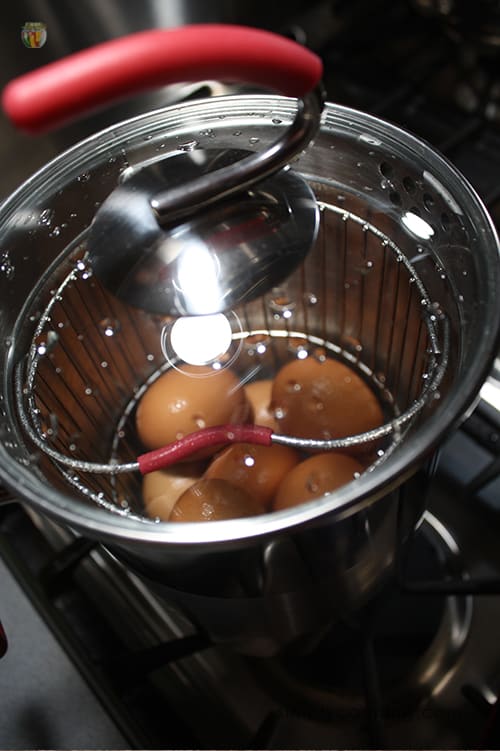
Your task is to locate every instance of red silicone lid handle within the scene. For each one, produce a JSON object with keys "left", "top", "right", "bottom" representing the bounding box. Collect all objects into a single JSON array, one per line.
[{"left": 2, "top": 25, "right": 323, "bottom": 134}]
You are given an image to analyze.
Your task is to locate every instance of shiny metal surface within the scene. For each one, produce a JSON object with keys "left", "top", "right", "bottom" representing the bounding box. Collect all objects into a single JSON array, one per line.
[
  {"left": 149, "top": 91, "right": 323, "bottom": 223},
  {"left": 0, "top": 95, "right": 499, "bottom": 655},
  {"left": 88, "top": 91, "right": 322, "bottom": 315},
  {"left": 89, "top": 154, "right": 319, "bottom": 316}
]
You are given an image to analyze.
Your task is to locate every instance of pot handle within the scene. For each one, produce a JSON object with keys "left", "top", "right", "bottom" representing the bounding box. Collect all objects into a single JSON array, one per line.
[{"left": 2, "top": 25, "right": 323, "bottom": 134}]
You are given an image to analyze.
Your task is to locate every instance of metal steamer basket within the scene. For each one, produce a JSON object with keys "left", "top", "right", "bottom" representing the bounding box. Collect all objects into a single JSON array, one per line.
[{"left": 0, "top": 29, "right": 499, "bottom": 655}]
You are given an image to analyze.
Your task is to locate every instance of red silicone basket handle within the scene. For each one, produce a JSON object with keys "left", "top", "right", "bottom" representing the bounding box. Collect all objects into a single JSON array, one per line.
[{"left": 2, "top": 24, "right": 323, "bottom": 134}]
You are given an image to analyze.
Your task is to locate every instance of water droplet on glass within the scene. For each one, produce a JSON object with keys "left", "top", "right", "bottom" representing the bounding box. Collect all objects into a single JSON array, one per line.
[
  {"left": 359, "top": 133, "right": 382, "bottom": 146},
  {"left": 180, "top": 140, "right": 198, "bottom": 151},
  {"left": 272, "top": 118, "right": 282, "bottom": 124},
  {"left": 48, "top": 226, "right": 61, "bottom": 238},
  {"left": 40, "top": 412, "right": 59, "bottom": 440},
  {"left": 77, "top": 171, "right": 91, "bottom": 183},
  {"left": 233, "top": 130, "right": 242, "bottom": 136},
  {"left": 268, "top": 289, "right": 295, "bottom": 319},
  {"left": 306, "top": 475, "right": 320, "bottom": 494},
  {"left": 35, "top": 330, "right": 59, "bottom": 356},
  {"left": 38, "top": 208, "right": 54, "bottom": 226},
  {"left": 309, "top": 396, "right": 325, "bottom": 412},
  {"left": 245, "top": 333, "right": 270, "bottom": 356},
  {"left": 313, "top": 347, "right": 327, "bottom": 362},
  {"left": 343, "top": 336, "right": 363, "bottom": 353},
  {"left": 99, "top": 318, "right": 121, "bottom": 337},
  {"left": 288, "top": 337, "right": 309, "bottom": 359},
  {"left": 75, "top": 259, "right": 93, "bottom": 279},
  {"left": 249, "top": 136, "right": 260, "bottom": 145},
  {"left": 304, "top": 292, "right": 318, "bottom": 306},
  {"left": 0, "top": 252, "right": 15, "bottom": 280}
]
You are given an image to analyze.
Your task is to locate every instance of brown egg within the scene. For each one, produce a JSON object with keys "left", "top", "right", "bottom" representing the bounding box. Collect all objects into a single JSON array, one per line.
[
  {"left": 273, "top": 452, "right": 364, "bottom": 511},
  {"left": 169, "top": 478, "right": 264, "bottom": 522},
  {"left": 136, "top": 364, "right": 250, "bottom": 451},
  {"left": 142, "top": 462, "right": 205, "bottom": 521},
  {"left": 244, "top": 379, "right": 277, "bottom": 430},
  {"left": 205, "top": 443, "right": 299, "bottom": 509},
  {"left": 271, "top": 356, "right": 383, "bottom": 448}
]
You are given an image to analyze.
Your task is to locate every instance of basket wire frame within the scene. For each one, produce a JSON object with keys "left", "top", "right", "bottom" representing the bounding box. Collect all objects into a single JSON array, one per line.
[{"left": 14, "top": 202, "right": 449, "bottom": 519}]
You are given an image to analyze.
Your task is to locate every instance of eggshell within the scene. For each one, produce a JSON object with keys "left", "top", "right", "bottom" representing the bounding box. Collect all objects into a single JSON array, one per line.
[
  {"left": 169, "top": 478, "right": 264, "bottom": 522},
  {"left": 244, "top": 379, "right": 277, "bottom": 430},
  {"left": 271, "top": 357, "right": 383, "bottom": 449},
  {"left": 205, "top": 442, "right": 299, "bottom": 509},
  {"left": 136, "top": 364, "right": 250, "bottom": 451},
  {"left": 273, "top": 452, "right": 364, "bottom": 511},
  {"left": 142, "top": 462, "right": 205, "bottom": 521}
]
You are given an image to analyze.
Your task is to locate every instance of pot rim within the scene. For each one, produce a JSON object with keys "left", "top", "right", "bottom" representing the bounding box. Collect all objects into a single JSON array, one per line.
[{"left": 1, "top": 94, "right": 499, "bottom": 548}]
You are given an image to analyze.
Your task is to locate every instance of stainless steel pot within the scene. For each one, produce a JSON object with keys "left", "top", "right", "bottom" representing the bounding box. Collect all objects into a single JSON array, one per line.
[{"left": 0, "top": 26, "right": 499, "bottom": 656}]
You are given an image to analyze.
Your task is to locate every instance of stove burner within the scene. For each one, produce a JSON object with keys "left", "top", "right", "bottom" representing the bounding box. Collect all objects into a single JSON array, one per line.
[{"left": 248, "top": 512, "right": 472, "bottom": 725}]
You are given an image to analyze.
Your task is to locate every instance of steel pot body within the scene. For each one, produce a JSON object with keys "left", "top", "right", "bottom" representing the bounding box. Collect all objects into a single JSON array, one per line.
[{"left": 0, "top": 96, "right": 498, "bottom": 655}]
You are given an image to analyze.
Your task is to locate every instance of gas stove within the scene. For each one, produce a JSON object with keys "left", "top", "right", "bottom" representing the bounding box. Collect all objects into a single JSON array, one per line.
[{"left": 2, "top": 1, "right": 500, "bottom": 749}]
